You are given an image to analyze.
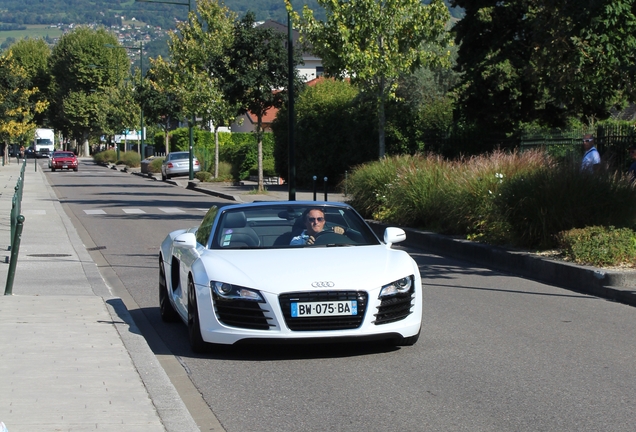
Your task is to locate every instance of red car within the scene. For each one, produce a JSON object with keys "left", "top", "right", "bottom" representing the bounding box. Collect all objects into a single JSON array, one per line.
[{"left": 50, "top": 151, "right": 78, "bottom": 172}]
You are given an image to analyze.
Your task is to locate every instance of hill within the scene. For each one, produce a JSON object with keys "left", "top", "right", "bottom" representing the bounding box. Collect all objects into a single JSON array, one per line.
[{"left": 0, "top": 0, "right": 462, "bottom": 31}]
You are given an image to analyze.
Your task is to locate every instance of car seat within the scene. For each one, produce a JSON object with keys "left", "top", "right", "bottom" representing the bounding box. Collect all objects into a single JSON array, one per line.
[{"left": 219, "top": 211, "right": 261, "bottom": 248}]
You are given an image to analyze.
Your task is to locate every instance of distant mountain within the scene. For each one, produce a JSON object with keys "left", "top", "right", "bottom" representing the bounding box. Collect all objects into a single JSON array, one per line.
[
  {"left": 0, "top": 0, "right": 462, "bottom": 30},
  {"left": 0, "top": 0, "right": 324, "bottom": 29}
]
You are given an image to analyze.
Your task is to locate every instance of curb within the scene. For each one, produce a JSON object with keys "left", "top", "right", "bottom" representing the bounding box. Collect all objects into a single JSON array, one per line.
[
  {"left": 367, "top": 221, "right": 636, "bottom": 308},
  {"left": 111, "top": 161, "right": 636, "bottom": 308}
]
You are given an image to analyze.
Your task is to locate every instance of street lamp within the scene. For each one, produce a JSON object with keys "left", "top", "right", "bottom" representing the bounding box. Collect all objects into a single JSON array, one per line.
[
  {"left": 105, "top": 42, "right": 145, "bottom": 160},
  {"left": 287, "top": 8, "right": 296, "bottom": 201},
  {"left": 136, "top": 0, "right": 196, "bottom": 179}
]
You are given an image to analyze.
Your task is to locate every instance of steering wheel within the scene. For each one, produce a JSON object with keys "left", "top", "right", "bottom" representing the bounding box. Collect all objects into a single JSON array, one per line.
[{"left": 312, "top": 228, "right": 351, "bottom": 245}]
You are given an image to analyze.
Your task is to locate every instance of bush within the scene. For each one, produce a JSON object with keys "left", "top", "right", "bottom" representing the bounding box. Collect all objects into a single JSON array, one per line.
[
  {"left": 148, "top": 157, "right": 164, "bottom": 173},
  {"left": 558, "top": 226, "right": 636, "bottom": 267},
  {"left": 93, "top": 150, "right": 117, "bottom": 164},
  {"left": 120, "top": 151, "right": 141, "bottom": 168},
  {"left": 195, "top": 171, "right": 212, "bottom": 182},
  {"left": 273, "top": 79, "right": 377, "bottom": 189},
  {"left": 346, "top": 150, "right": 636, "bottom": 249}
]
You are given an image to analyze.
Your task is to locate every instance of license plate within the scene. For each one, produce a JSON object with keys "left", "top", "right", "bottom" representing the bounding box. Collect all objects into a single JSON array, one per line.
[
  {"left": 291, "top": 301, "right": 357, "bottom": 317},
  {"left": 62, "top": 165, "right": 68, "bottom": 168}
]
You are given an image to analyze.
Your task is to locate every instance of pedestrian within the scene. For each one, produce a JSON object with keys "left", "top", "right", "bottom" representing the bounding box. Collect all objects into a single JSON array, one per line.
[
  {"left": 628, "top": 145, "right": 636, "bottom": 184},
  {"left": 581, "top": 134, "right": 600, "bottom": 173},
  {"left": 19, "top": 145, "right": 25, "bottom": 162}
]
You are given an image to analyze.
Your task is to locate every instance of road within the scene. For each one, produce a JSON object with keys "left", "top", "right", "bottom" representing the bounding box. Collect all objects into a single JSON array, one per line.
[{"left": 44, "top": 159, "right": 636, "bottom": 432}]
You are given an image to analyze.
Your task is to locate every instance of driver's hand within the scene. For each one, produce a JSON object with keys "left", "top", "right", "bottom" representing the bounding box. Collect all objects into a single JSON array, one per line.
[
  {"left": 307, "top": 235, "right": 316, "bottom": 245},
  {"left": 333, "top": 226, "right": 345, "bottom": 235}
]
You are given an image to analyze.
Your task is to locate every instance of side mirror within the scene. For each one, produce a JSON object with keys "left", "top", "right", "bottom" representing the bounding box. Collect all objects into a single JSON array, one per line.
[
  {"left": 384, "top": 227, "right": 406, "bottom": 248},
  {"left": 174, "top": 232, "right": 197, "bottom": 249}
]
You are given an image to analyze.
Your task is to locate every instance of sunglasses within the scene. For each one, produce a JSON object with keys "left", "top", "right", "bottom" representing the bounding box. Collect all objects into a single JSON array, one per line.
[
  {"left": 307, "top": 217, "right": 324, "bottom": 222},
  {"left": 582, "top": 138, "right": 594, "bottom": 142}
]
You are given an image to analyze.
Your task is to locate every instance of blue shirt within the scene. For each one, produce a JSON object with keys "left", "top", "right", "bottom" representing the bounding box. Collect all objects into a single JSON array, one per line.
[{"left": 581, "top": 147, "right": 600, "bottom": 172}]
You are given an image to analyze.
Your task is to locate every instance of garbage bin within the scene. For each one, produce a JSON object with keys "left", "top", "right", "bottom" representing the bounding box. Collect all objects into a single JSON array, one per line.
[
  {"left": 140, "top": 158, "right": 151, "bottom": 174},
  {"left": 144, "top": 145, "right": 154, "bottom": 158}
]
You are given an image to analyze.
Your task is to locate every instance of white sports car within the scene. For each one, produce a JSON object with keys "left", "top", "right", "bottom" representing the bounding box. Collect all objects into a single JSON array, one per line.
[{"left": 159, "top": 201, "right": 422, "bottom": 353}]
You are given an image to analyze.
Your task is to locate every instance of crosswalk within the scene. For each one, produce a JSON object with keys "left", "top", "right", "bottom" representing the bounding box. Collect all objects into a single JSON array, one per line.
[
  {"left": 22, "top": 207, "right": 210, "bottom": 216},
  {"left": 84, "top": 207, "right": 209, "bottom": 215}
]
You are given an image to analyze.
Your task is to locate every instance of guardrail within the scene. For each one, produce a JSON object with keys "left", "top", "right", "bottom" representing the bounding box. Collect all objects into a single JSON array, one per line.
[{"left": 4, "top": 159, "right": 27, "bottom": 295}]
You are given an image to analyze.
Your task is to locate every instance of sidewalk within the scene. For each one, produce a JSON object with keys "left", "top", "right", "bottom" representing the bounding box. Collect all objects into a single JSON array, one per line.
[{"left": 0, "top": 159, "right": 198, "bottom": 432}]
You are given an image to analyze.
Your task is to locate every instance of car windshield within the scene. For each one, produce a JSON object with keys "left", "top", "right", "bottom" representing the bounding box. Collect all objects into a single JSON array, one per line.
[
  {"left": 169, "top": 153, "right": 188, "bottom": 161},
  {"left": 54, "top": 152, "right": 74, "bottom": 157},
  {"left": 206, "top": 204, "right": 381, "bottom": 249}
]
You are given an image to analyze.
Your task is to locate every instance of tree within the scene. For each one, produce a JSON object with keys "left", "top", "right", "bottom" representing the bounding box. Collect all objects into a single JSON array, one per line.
[
  {"left": 222, "top": 11, "right": 303, "bottom": 191},
  {"left": 146, "top": 0, "right": 231, "bottom": 175},
  {"left": 0, "top": 50, "right": 48, "bottom": 158},
  {"left": 168, "top": 0, "right": 238, "bottom": 178},
  {"left": 452, "top": 0, "right": 636, "bottom": 132},
  {"left": 138, "top": 66, "right": 180, "bottom": 155},
  {"left": 48, "top": 26, "right": 129, "bottom": 155},
  {"left": 7, "top": 38, "right": 51, "bottom": 126},
  {"left": 289, "top": 0, "right": 452, "bottom": 158}
]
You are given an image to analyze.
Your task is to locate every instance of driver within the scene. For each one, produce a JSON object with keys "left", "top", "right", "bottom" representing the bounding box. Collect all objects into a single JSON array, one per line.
[{"left": 290, "top": 208, "right": 345, "bottom": 245}]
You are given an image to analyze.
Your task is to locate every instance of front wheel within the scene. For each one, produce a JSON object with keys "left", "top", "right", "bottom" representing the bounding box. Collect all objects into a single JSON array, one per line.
[
  {"left": 188, "top": 277, "right": 211, "bottom": 353},
  {"left": 159, "top": 258, "right": 179, "bottom": 322},
  {"left": 51, "top": 167, "right": 56, "bottom": 172}
]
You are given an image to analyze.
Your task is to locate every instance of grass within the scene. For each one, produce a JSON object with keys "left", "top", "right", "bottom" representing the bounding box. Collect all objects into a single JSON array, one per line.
[
  {"left": 346, "top": 150, "right": 636, "bottom": 256},
  {"left": 0, "top": 24, "right": 63, "bottom": 45}
]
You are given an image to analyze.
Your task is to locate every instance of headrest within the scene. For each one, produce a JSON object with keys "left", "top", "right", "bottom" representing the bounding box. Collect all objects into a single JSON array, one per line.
[{"left": 224, "top": 211, "right": 247, "bottom": 228}]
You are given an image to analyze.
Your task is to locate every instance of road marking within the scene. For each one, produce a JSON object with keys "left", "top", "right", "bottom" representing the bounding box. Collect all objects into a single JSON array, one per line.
[
  {"left": 158, "top": 207, "right": 185, "bottom": 213},
  {"left": 122, "top": 208, "right": 146, "bottom": 214},
  {"left": 84, "top": 209, "right": 107, "bottom": 215}
]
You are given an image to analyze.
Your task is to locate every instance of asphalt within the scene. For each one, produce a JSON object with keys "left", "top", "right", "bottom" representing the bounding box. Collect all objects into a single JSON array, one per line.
[{"left": 1, "top": 157, "right": 635, "bottom": 431}]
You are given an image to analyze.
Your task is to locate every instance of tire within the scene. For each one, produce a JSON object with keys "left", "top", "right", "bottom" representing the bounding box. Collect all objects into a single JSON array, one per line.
[
  {"left": 51, "top": 167, "right": 56, "bottom": 172},
  {"left": 73, "top": 167, "right": 78, "bottom": 172},
  {"left": 187, "top": 277, "right": 210, "bottom": 353},
  {"left": 159, "top": 258, "right": 179, "bottom": 322}
]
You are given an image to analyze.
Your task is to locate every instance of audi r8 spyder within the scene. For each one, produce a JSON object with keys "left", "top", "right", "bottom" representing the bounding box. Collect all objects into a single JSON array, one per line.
[{"left": 159, "top": 201, "right": 422, "bottom": 353}]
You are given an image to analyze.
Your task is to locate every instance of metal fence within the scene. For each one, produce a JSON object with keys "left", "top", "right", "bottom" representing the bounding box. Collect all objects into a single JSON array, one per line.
[
  {"left": 5, "top": 159, "right": 27, "bottom": 295},
  {"left": 519, "top": 125, "right": 636, "bottom": 171}
]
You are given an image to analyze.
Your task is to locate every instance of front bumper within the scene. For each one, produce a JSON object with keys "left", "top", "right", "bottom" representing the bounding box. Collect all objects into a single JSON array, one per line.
[{"left": 195, "top": 284, "right": 422, "bottom": 345}]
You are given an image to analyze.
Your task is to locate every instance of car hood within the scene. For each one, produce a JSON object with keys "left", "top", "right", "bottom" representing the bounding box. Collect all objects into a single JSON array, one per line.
[{"left": 198, "top": 245, "right": 417, "bottom": 294}]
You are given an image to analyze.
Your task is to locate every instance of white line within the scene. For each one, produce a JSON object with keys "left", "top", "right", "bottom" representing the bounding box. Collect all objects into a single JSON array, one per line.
[
  {"left": 122, "top": 208, "right": 146, "bottom": 214},
  {"left": 158, "top": 207, "right": 185, "bottom": 214},
  {"left": 84, "top": 209, "right": 107, "bottom": 215}
]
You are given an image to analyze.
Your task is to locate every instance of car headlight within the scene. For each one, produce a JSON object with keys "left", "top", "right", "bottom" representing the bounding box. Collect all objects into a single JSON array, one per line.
[
  {"left": 210, "top": 281, "right": 264, "bottom": 302},
  {"left": 379, "top": 276, "right": 414, "bottom": 298}
]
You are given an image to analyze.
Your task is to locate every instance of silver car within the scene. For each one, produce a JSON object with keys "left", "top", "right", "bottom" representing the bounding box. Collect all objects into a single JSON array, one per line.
[{"left": 161, "top": 151, "right": 201, "bottom": 181}]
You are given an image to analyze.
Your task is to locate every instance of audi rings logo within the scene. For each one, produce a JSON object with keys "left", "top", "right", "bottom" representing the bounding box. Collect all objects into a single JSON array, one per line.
[{"left": 311, "top": 281, "right": 335, "bottom": 288}]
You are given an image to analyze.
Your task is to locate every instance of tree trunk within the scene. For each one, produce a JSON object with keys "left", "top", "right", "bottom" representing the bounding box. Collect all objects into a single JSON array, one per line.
[
  {"left": 214, "top": 126, "right": 219, "bottom": 179},
  {"left": 83, "top": 134, "right": 90, "bottom": 157},
  {"left": 257, "top": 116, "right": 264, "bottom": 192},
  {"left": 378, "top": 98, "right": 386, "bottom": 158}
]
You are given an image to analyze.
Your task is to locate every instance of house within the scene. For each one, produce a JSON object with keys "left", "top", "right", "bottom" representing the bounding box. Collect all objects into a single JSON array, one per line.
[
  {"left": 230, "top": 20, "right": 324, "bottom": 134},
  {"left": 232, "top": 77, "right": 327, "bottom": 133}
]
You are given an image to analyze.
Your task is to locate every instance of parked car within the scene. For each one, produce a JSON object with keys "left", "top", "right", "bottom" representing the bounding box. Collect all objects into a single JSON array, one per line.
[
  {"left": 161, "top": 151, "right": 201, "bottom": 181},
  {"left": 159, "top": 201, "right": 422, "bottom": 353},
  {"left": 50, "top": 151, "right": 78, "bottom": 172}
]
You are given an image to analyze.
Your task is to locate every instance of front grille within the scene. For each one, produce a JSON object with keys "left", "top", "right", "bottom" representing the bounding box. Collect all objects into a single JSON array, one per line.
[
  {"left": 279, "top": 291, "right": 368, "bottom": 331},
  {"left": 213, "top": 295, "right": 273, "bottom": 330},
  {"left": 374, "top": 289, "right": 414, "bottom": 325}
]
